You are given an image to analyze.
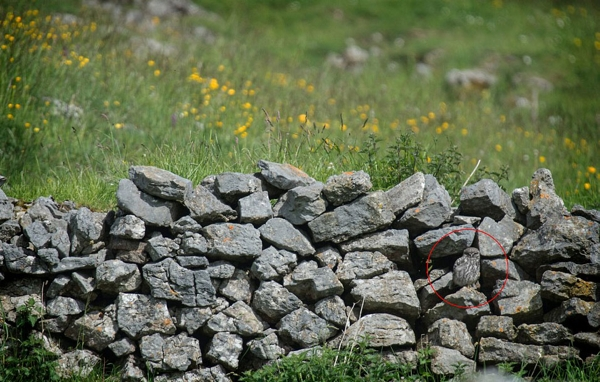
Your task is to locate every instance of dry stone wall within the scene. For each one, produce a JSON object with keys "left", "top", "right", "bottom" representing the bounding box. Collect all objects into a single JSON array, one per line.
[{"left": 0, "top": 161, "right": 599, "bottom": 381}]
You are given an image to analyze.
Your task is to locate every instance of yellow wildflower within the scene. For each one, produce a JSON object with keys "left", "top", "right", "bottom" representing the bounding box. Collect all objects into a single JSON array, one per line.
[
  {"left": 587, "top": 166, "right": 596, "bottom": 174},
  {"left": 539, "top": 156, "right": 546, "bottom": 163},
  {"left": 209, "top": 78, "right": 219, "bottom": 90},
  {"left": 584, "top": 183, "right": 591, "bottom": 190}
]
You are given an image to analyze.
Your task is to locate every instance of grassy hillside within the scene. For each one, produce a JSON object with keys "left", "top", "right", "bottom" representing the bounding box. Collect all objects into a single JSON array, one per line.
[{"left": 1, "top": 0, "right": 598, "bottom": 210}]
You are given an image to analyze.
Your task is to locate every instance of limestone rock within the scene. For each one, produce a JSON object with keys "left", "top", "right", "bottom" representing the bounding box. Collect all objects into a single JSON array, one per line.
[
  {"left": 340, "top": 313, "right": 415, "bottom": 348},
  {"left": 56, "top": 349, "right": 100, "bottom": 379},
  {"left": 338, "top": 229, "right": 411, "bottom": 269},
  {"left": 46, "top": 296, "right": 85, "bottom": 316},
  {"left": 206, "top": 301, "right": 267, "bottom": 337},
  {"left": 184, "top": 185, "right": 237, "bottom": 224},
  {"left": 143, "top": 258, "right": 216, "bottom": 307},
  {"left": 350, "top": 270, "right": 420, "bottom": 321},
  {"left": 0, "top": 219, "right": 21, "bottom": 242},
  {"left": 477, "top": 216, "right": 524, "bottom": 258},
  {"left": 314, "top": 295, "right": 348, "bottom": 328},
  {"left": 423, "top": 288, "right": 491, "bottom": 328},
  {"left": 176, "top": 306, "right": 212, "bottom": 335},
  {"left": 516, "top": 322, "right": 573, "bottom": 345},
  {"left": 283, "top": 261, "right": 344, "bottom": 302},
  {"left": 96, "top": 259, "right": 142, "bottom": 293},
  {"left": 385, "top": 172, "right": 425, "bottom": 216},
  {"left": 24, "top": 220, "right": 51, "bottom": 249},
  {"left": 108, "top": 337, "right": 136, "bottom": 357},
  {"left": 544, "top": 297, "right": 594, "bottom": 326},
  {"left": 258, "top": 218, "right": 315, "bottom": 256},
  {"left": 214, "top": 172, "right": 262, "bottom": 203},
  {"left": 480, "top": 258, "right": 530, "bottom": 289},
  {"left": 206, "top": 332, "right": 243, "bottom": 370},
  {"left": 140, "top": 332, "right": 201, "bottom": 371},
  {"left": 314, "top": 245, "right": 342, "bottom": 270},
  {"left": 179, "top": 231, "right": 208, "bottom": 257},
  {"left": 251, "top": 246, "right": 297, "bottom": 281},
  {"left": 217, "top": 269, "right": 253, "bottom": 303},
  {"left": 273, "top": 182, "right": 327, "bottom": 224},
  {"left": 512, "top": 186, "right": 530, "bottom": 215},
  {"left": 146, "top": 234, "right": 179, "bottom": 261},
  {"left": 203, "top": 223, "right": 262, "bottom": 261},
  {"left": 129, "top": 165, "right": 192, "bottom": 202},
  {"left": 238, "top": 191, "right": 273, "bottom": 224},
  {"left": 526, "top": 168, "right": 567, "bottom": 229},
  {"left": 476, "top": 315, "right": 516, "bottom": 340},
  {"left": 1, "top": 243, "right": 48, "bottom": 275},
  {"left": 418, "top": 270, "right": 455, "bottom": 311},
  {"left": 511, "top": 216, "right": 600, "bottom": 275},
  {"left": 335, "top": 251, "right": 395, "bottom": 284},
  {"left": 116, "top": 293, "right": 176, "bottom": 339},
  {"left": 247, "top": 332, "right": 285, "bottom": 360},
  {"left": 170, "top": 215, "right": 202, "bottom": 235},
  {"left": 540, "top": 270, "right": 598, "bottom": 302},
  {"left": 278, "top": 307, "right": 336, "bottom": 347},
  {"left": 493, "top": 280, "right": 543, "bottom": 325},
  {"left": 459, "top": 178, "right": 515, "bottom": 221},
  {"left": 478, "top": 337, "right": 543, "bottom": 365},
  {"left": 323, "top": 170, "right": 372, "bottom": 206},
  {"left": 308, "top": 191, "right": 395, "bottom": 243},
  {"left": 427, "top": 318, "right": 475, "bottom": 358},
  {"left": 429, "top": 346, "right": 475, "bottom": 377},
  {"left": 396, "top": 175, "right": 452, "bottom": 236},
  {"left": 110, "top": 214, "right": 145, "bottom": 240},
  {"left": 257, "top": 160, "right": 315, "bottom": 190},
  {"left": 252, "top": 281, "right": 303, "bottom": 323},
  {"left": 414, "top": 225, "right": 475, "bottom": 258},
  {"left": 65, "top": 310, "right": 118, "bottom": 351},
  {"left": 117, "top": 179, "right": 185, "bottom": 227}
]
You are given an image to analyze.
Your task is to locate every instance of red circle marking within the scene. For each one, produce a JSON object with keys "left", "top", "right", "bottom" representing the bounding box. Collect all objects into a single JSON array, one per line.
[{"left": 426, "top": 227, "right": 508, "bottom": 309}]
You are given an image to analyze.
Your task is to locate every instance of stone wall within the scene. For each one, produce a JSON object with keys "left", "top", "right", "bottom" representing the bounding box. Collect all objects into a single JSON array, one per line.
[{"left": 0, "top": 160, "right": 599, "bottom": 381}]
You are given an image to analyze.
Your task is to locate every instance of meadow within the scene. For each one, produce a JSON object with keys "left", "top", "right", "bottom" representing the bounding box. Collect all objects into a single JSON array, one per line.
[{"left": 1, "top": 0, "right": 598, "bottom": 210}]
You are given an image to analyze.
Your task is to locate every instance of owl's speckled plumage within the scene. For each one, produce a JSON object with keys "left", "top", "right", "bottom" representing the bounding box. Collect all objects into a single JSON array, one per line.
[{"left": 453, "top": 247, "right": 480, "bottom": 288}]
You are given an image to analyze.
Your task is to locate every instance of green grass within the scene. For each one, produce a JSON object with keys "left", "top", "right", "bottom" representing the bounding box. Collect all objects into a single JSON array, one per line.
[{"left": 1, "top": 0, "right": 598, "bottom": 210}]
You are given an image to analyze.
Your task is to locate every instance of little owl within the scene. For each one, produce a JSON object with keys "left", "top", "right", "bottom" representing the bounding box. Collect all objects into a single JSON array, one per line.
[{"left": 453, "top": 247, "right": 480, "bottom": 289}]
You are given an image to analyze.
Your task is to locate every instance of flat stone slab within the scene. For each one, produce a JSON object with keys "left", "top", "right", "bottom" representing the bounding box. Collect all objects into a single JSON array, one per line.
[
  {"left": 117, "top": 179, "right": 185, "bottom": 227},
  {"left": 492, "top": 280, "right": 543, "bottom": 325},
  {"left": 278, "top": 307, "right": 336, "bottom": 347},
  {"left": 414, "top": 225, "right": 475, "bottom": 258},
  {"left": 323, "top": 170, "right": 372, "bottom": 206},
  {"left": 511, "top": 216, "right": 600, "bottom": 274},
  {"left": 338, "top": 229, "right": 411, "bottom": 269},
  {"left": 283, "top": 261, "right": 344, "bottom": 302},
  {"left": 385, "top": 172, "right": 425, "bottom": 216},
  {"left": 214, "top": 172, "right": 263, "bottom": 203},
  {"left": 340, "top": 313, "right": 415, "bottom": 348},
  {"left": 478, "top": 337, "right": 543, "bottom": 365},
  {"left": 238, "top": 191, "right": 273, "bottom": 224},
  {"left": 458, "top": 178, "right": 515, "bottom": 221},
  {"left": 258, "top": 218, "right": 315, "bottom": 256},
  {"left": 129, "top": 165, "right": 192, "bottom": 202},
  {"left": 252, "top": 280, "right": 303, "bottom": 323},
  {"left": 308, "top": 191, "right": 395, "bottom": 243},
  {"left": 257, "top": 160, "right": 315, "bottom": 190},
  {"left": 203, "top": 223, "right": 262, "bottom": 261},
  {"left": 350, "top": 270, "right": 420, "bottom": 321},
  {"left": 184, "top": 185, "right": 237, "bottom": 224},
  {"left": 116, "top": 293, "right": 176, "bottom": 339},
  {"left": 273, "top": 182, "right": 327, "bottom": 225}
]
